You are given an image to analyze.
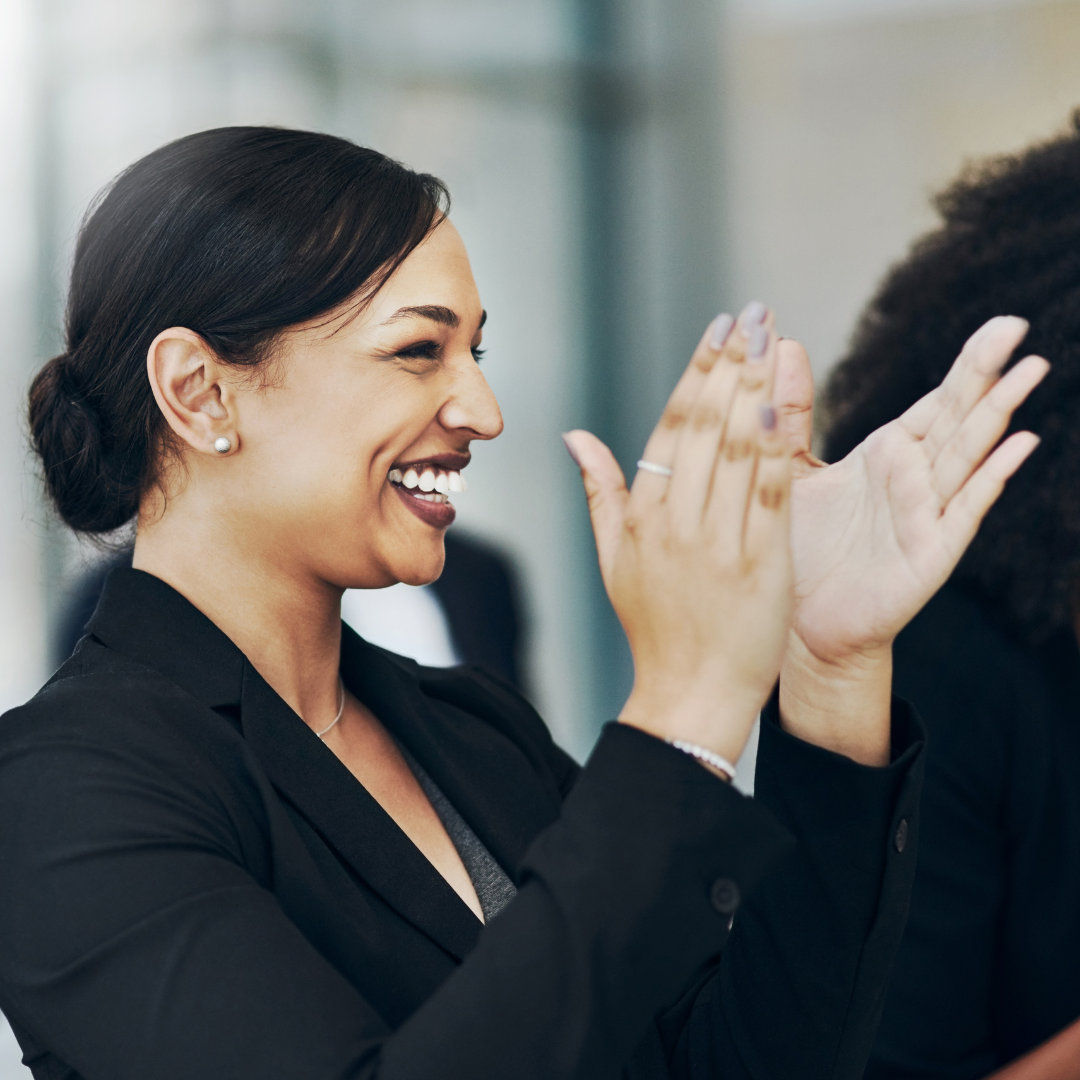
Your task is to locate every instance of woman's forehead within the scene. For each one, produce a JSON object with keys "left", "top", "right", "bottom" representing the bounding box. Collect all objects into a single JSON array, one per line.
[{"left": 363, "top": 221, "right": 482, "bottom": 325}]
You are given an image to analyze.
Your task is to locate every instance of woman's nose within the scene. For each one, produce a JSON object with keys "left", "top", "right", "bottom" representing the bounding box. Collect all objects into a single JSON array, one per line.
[{"left": 440, "top": 359, "right": 504, "bottom": 440}]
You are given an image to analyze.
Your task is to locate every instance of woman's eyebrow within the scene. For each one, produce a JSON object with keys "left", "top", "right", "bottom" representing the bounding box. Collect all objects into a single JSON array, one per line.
[{"left": 381, "top": 305, "right": 487, "bottom": 330}]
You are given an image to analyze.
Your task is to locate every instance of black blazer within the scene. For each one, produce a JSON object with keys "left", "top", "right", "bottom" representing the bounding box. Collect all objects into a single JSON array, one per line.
[
  {"left": 0, "top": 570, "right": 923, "bottom": 1080},
  {"left": 868, "top": 585, "right": 1080, "bottom": 1078}
]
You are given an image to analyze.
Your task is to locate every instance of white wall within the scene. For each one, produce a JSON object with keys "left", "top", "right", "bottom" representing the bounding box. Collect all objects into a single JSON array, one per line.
[
  {"left": 720, "top": 0, "right": 1080, "bottom": 387},
  {"left": 0, "top": 0, "right": 46, "bottom": 718}
]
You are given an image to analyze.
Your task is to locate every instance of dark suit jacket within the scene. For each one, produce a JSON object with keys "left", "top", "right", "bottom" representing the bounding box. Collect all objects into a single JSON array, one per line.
[
  {"left": 868, "top": 585, "right": 1080, "bottom": 1078},
  {"left": 1, "top": 570, "right": 923, "bottom": 1079}
]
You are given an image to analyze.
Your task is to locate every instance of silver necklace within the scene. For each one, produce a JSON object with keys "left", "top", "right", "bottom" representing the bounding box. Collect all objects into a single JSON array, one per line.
[{"left": 315, "top": 678, "right": 346, "bottom": 739}]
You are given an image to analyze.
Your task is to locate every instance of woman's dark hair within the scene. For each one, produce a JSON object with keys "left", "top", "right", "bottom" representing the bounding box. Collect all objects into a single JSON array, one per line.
[
  {"left": 29, "top": 126, "right": 449, "bottom": 534},
  {"left": 823, "top": 112, "right": 1080, "bottom": 647}
]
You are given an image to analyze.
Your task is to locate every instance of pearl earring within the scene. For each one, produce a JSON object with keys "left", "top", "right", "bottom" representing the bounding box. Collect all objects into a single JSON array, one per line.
[{"left": 213, "top": 436, "right": 232, "bottom": 455}]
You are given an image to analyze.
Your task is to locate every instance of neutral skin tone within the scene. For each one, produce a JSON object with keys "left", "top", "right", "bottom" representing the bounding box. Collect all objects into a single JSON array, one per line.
[{"left": 135, "top": 216, "right": 1046, "bottom": 921}]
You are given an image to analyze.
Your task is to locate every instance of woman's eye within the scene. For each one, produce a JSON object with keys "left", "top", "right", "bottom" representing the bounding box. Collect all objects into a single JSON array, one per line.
[
  {"left": 395, "top": 341, "right": 441, "bottom": 361},
  {"left": 391, "top": 340, "right": 485, "bottom": 364}
]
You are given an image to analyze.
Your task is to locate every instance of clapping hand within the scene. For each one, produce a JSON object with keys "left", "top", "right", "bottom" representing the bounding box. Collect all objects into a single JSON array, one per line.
[
  {"left": 563, "top": 306, "right": 792, "bottom": 766},
  {"left": 565, "top": 306, "right": 1047, "bottom": 769},
  {"left": 773, "top": 315, "right": 1047, "bottom": 760}
]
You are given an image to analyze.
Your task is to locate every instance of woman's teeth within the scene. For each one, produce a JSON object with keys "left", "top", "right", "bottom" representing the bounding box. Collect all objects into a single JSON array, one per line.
[{"left": 388, "top": 466, "right": 467, "bottom": 498}]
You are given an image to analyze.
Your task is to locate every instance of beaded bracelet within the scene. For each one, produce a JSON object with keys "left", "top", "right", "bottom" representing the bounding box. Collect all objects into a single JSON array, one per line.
[{"left": 666, "top": 739, "right": 737, "bottom": 782}]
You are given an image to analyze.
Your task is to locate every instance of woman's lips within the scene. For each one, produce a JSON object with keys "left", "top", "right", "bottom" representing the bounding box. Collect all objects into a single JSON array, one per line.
[
  {"left": 391, "top": 482, "right": 457, "bottom": 528},
  {"left": 387, "top": 462, "right": 466, "bottom": 529}
]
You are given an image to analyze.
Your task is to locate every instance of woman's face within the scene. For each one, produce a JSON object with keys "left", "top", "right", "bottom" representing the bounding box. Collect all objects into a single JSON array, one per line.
[{"left": 226, "top": 218, "right": 502, "bottom": 589}]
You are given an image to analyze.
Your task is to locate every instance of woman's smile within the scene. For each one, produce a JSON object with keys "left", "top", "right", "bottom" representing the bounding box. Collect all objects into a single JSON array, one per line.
[{"left": 387, "top": 451, "right": 471, "bottom": 529}]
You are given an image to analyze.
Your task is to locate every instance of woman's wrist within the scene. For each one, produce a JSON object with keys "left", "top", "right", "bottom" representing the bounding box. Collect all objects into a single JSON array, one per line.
[
  {"left": 664, "top": 739, "right": 737, "bottom": 782},
  {"left": 618, "top": 681, "right": 761, "bottom": 767},
  {"left": 777, "top": 632, "right": 893, "bottom": 766}
]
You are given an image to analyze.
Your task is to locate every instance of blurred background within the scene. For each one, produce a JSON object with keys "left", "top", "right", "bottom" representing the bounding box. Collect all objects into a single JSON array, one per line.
[{"left": 3, "top": 0, "right": 1080, "bottom": 1071}]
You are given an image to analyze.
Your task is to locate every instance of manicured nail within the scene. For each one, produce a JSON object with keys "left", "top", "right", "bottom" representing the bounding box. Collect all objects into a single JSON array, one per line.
[
  {"left": 739, "top": 300, "right": 767, "bottom": 329},
  {"left": 759, "top": 403, "right": 777, "bottom": 431},
  {"left": 748, "top": 323, "right": 769, "bottom": 359},
  {"left": 709, "top": 312, "right": 735, "bottom": 350},
  {"left": 561, "top": 433, "right": 582, "bottom": 467}
]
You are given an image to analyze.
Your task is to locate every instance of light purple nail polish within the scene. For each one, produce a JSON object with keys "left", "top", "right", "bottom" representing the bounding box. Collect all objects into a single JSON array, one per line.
[
  {"left": 748, "top": 323, "right": 768, "bottom": 359},
  {"left": 561, "top": 433, "right": 582, "bottom": 468},
  {"left": 740, "top": 300, "right": 767, "bottom": 328},
  {"left": 759, "top": 403, "right": 777, "bottom": 431},
  {"left": 709, "top": 313, "right": 735, "bottom": 350}
]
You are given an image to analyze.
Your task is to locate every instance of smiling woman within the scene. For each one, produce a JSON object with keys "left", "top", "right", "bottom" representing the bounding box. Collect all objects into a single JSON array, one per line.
[
  {"left": 0, "top": 126, "right": 1046, "bottom": 1080},
  {"left": 134, "top": 217, "right": 500, "bottom": 596}
]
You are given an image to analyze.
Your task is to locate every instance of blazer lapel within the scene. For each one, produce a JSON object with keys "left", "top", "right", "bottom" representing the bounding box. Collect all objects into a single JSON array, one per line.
[
  {"left": 339, "top": 630, "right": 563, "bottom": 882},
  {"left": 87, "top": 569, "right": 561, "bottom": 964},
  {"left": 237, "top": 659, "right": 485, "bottom": 962}
]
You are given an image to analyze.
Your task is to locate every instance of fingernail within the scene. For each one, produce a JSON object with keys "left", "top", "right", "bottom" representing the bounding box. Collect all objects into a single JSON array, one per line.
[
  {"left": 560, "top": 432, "right": 582, "bottom": 467},
  {"left": 759, "top": 403, "right": 777, "bottom": 431},
  {"left": 748, "top": 323, "right": 769, "bottom": 359},
  {"left": 739, "top": 300, "right": 767, "bottom": 329},
  {"left": 709, "top": 312, "right": 735, "bottom": 350}
]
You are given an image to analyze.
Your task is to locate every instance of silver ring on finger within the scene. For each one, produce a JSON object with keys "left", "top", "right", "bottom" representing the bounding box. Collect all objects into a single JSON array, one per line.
[{"left": 636, "top": 459, "right": 674, "bottom": 478}]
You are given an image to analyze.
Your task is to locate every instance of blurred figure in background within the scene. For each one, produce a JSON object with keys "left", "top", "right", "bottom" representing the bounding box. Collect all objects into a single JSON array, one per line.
[{"left": 824, "top": 114, "right": 1080, "bottom": 1080}]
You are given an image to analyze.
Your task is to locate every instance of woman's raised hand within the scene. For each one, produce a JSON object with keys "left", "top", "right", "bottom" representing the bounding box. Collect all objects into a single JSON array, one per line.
[
  {"left": 772, "top": 316, "right": 1047, "bottom": 761},
  {"left": 780, "top": 315, "right": 1046, "bottom": 663},
  {"left": 563, "top": 304, "right": 793, "bottom": 766}
]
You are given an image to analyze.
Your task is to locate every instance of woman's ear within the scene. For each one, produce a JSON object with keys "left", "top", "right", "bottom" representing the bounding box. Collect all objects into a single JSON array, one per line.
[{"left": 146, "top": 328, "right": 239, "bottom": 456}]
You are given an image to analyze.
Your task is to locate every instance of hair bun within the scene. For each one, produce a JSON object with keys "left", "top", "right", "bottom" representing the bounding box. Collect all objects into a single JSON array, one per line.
[{"left": 28, "top": 351, "right": 139, "bottom": 532}]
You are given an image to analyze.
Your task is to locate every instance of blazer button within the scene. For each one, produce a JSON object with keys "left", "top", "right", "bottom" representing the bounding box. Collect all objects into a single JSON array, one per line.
[
  {"left": 710, "top": 878, "right": 740, "bottom": 915},
  {"left": 894, "top": 818, "right": 909, "bottom": 853}
]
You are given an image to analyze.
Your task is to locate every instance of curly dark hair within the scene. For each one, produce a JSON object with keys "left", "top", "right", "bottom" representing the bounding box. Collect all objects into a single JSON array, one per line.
[{"left": 823, "top": 112, "right": 1080, "bottom": 647}]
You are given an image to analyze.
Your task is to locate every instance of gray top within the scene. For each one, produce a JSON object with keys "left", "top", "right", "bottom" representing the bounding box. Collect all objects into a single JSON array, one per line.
[{"left": 400, "top": 744, "right": 518, "bottom": 922}]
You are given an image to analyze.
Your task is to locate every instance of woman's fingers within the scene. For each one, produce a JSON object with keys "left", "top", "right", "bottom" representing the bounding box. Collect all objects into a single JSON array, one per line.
[
  {"left": 774, "top": 338, "right": 815, "bottom": 463},
  {"left": 695, "top": 323, "right": 780, "bottom": 553},
  {"left": 629, "top": 311, "right": 737, "bottom": 510},
  {"left": 940, "top": 430, "right": 1040, "bottom": 558},
  {"left": 930, "top": 353, "right": 1049, "bottom": 504},
  {"left": 741, "top": 404, "right": 793, "bottom": 557},
  {"left": 899, "top": 316, "right": 1030, "bottom": 447},
  {"left": 667, "top": 310, "right": 773, "bottom": 535},
  {"left": 561, "top": 428, "right": 628, "bottom": 580}
]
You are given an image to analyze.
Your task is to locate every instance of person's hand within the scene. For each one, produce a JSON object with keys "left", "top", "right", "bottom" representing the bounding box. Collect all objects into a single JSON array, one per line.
[
  {"left": 563, "top": 305, "right": 792, "bottom": 766},
  {"left": 781, "top": 315, "right": 1045, "bottom": 662},
  {"left": 773, "top": 316, "right": 1047, "bottom": 760}
]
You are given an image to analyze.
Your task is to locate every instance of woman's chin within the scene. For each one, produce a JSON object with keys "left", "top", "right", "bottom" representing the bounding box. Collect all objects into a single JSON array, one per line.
[{"left": 388, "top": 547, "right": 447, "bottom": 588}]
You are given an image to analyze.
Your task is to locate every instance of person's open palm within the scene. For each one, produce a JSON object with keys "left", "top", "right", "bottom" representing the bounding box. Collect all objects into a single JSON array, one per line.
[{"left": 775, "top": 316, "right": 1047, "bottom": 666}]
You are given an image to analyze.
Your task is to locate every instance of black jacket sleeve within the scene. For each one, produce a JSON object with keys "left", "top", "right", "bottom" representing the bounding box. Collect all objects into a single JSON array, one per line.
[
  {"left": 0, "top": 678, "right": 786, "bottom": 1080},
  {"left": 655, "top": 694, "right": 924, "bottom": 1080}
]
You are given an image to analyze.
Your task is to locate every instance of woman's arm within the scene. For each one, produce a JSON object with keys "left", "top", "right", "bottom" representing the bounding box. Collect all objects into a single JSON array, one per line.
[
  {"left": 0, "top": 680, "right": 795, "bottom": 1080},
  {"left": 566, "top": 310, "right": 1046, "bottom": 1080},
  {"left": 564, "top": 309, "right": 793, "bottom": 770}
]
